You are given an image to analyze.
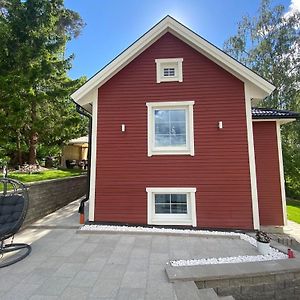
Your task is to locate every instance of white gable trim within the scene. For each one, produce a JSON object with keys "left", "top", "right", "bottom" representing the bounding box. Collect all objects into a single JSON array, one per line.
[{"left": 71, "top": 16, "right": 275, "bottom": 105}]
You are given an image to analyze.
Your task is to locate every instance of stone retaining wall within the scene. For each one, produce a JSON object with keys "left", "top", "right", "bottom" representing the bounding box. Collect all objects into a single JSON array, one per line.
[
  {"left": 24, "top": 175, "right": 87, "bottom": 226},
  {"left": 196, "top": 272, "right": 300, "bottom": 300},
  {"left": 166, "top": 239, "right": 300, "bottom": 300}
]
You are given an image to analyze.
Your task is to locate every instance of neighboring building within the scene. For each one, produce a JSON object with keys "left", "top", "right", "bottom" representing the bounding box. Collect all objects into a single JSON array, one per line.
[
  {"left": 71, "top": 16, "right": 299, "bottom": 230},
  {"left": 61, "top": 136, "right": 88, "bottom": 168}
]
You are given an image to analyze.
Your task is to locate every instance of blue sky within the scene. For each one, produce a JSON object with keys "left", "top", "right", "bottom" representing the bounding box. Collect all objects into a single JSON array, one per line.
[{"left": 65, "top": 0, "right": 292, "bottom": 79}]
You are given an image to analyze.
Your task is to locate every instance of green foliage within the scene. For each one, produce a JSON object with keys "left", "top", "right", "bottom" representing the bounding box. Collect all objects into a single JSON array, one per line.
[
  {"left": 287, "top": 199, "right": 300, "bottom": 224},
  {"left": 8, "top": 168, "right": 86, "bottom": 183},
  {"left": 224, "top": 0, "right": 300, "bottom": 198},
  {"left": 0, "top": 0, "right": 87, "bottom": 165}
]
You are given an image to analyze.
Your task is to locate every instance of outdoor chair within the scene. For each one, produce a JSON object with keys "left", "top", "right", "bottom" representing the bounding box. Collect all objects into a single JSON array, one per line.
[{"left": 0, "top": 178, "right": 31, "bottom": 268}]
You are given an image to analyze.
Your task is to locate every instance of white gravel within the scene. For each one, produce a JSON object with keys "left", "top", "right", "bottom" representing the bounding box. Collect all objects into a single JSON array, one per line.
[
  {"left": 80, "top": 224, "right": 241, "bottom": 237},
  {"left": 80, "top": 224, "right": 288, "bottom": 266}
]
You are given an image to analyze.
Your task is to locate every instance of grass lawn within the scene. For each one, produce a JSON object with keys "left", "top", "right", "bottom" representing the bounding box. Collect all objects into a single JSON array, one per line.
[
  {"left": 287, "top": 199, "right": 300, "bottom": 224},
  {"left": 8, "top": 168, "right": 86, "bottom": 183}
]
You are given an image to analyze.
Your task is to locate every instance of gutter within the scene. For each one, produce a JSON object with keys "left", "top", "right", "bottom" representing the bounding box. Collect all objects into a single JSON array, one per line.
[{"left": 70, "top": 98, "right": 92, "bottom": 224}]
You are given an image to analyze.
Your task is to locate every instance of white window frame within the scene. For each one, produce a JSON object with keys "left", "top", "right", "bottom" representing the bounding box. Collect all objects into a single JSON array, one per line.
[
  {"left": 155, "top": 58, "right": 183, "bottom": 83},
  {"left": 146, "top": 187, "right": 197, "bottom": 226},
  {"left": 146, "top": 101, "right": 195, "bottom": 156}
]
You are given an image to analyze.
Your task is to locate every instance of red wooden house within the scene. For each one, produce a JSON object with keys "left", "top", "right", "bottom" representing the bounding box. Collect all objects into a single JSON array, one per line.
[{"left": 72, "top": 16, "right": 299, "bottom": 230}]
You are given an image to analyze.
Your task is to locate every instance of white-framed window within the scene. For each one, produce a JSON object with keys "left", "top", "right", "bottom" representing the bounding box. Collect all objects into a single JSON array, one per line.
[
  {"left": 146, "top": 187, "right": 197, "bottom": 226},
  {"left": 155, "top": 58, "right": 183, "bottom": 83},
  {"left": 146, "top": 101, "right": 195, "bottom": 156}
]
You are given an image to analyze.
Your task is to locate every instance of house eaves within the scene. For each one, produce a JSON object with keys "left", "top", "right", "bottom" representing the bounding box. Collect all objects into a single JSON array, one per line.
[{"left": 71, "top": 15, "right": 275, "bottom": 106}]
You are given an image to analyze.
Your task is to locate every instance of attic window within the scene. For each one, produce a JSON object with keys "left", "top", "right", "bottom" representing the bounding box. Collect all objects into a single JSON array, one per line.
[{"left": 155, "top": 58, "right": 183, "bottom": 83}]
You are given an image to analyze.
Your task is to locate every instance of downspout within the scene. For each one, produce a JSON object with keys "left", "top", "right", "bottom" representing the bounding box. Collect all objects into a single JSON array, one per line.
[{"left": 71, "top": 99, "right": 92, "bottom": 224}]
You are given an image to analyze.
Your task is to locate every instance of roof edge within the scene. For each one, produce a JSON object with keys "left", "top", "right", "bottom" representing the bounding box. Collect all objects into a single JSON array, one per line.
[{"left": 71, "top": 15, "right": 276, "bottom": 104}]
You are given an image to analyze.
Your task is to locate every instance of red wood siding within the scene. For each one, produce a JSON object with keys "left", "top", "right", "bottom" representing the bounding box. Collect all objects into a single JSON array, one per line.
[
  {"left": 95, "top": 32, "right": 253, "bottom": 229},
  {"left": 253, "top": 121, "right": 284, "bottom": 226}
]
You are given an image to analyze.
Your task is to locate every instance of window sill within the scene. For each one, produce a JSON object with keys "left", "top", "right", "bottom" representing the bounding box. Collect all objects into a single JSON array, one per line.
[{"left": 148, "top": 150, "right": 194, "bottom": 156}]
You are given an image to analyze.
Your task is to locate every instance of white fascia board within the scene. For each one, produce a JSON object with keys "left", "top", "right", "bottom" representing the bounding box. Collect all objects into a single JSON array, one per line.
[
  {"left": 71, "top": 20, "right": 170, "bottom": 103},
  {"left": 71, "top": 16, "right": 275, "bottom": 104},
  {"left": 167, "top": 22, "right": 275, "bottom": 96},
  {"left": 77, "top": 88, "right": 98, "bottom": 107},
  {"left": 252, "top": 119, "right": 296, "bottom": 124}
]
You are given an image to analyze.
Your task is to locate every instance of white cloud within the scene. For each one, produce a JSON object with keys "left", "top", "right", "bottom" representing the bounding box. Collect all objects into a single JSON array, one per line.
[
  {"left": 285, "top": 0, "right": 300, "bottom": 18},
  {"left": 289, "top": 0, "right": 300, "bottom": 12}
]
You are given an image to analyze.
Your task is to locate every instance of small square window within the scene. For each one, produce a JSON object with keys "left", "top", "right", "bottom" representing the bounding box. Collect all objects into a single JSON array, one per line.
[
  {"left": 146, "top": 187, "right": 197, "bottom": 226},
  {"left": 155, "top": 58, "right": 183, "bottom": 83},
  {"left": 155, "top": 194, "right": 187, "bottom": 214}
]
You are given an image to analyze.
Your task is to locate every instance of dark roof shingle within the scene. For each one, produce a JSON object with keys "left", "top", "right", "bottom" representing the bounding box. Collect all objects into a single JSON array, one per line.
[{"left": 252, "top": 107, "right": 300, "bottom": 119}]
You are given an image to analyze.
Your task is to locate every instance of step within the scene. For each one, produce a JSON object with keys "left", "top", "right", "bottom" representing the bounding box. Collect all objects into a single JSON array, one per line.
[{"left": 174, "top": 281, "right": 232, "bottom": 300}]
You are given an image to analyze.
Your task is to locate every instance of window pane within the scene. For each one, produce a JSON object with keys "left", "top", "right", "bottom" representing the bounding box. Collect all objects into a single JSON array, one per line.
[
  {"left": 155, "top": 123, "right": 170, "bottom": 135},
  {"left": 155, "top": 134, "right": 170, "bottom": 147},
  {"left": 154, "top": 193, "right": 188, "bottom": 214},
  {"left": 163, "top": 68, "right": 175, "bottom": 77},
  {"left": 155, "top": 204, "right": 171, "bottom": 214},
  {"left": 155, "top": 110, "right": 169, "bottom": 123},
  {"left": 170, "top": 134, "right": 186, "bottom": 146},
  {"left": 171, "top": 123, "right": 186, "bottom": 135},
  {"left": 155, "top": 194, "right": 170, "bottom": 204},
  {"left": 171, "top": 194, "right": 187, "bottom": 203},
  {"left": 171, "top": 204, "right": 187, "bottom": 214},
  {"left": 170, "top": 110, "right": 185, "bottom": 122},
  {"left": 154, "top": 109, "right": 187, "bottom": 148}
]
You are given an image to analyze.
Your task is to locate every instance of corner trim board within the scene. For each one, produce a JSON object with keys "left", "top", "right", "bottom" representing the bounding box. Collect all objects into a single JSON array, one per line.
[
  {"left": 89, "top": 98, "right": 98, "bottom": 221},
  {"left": 245, "top": 84, "right": 260, "bottom": 230},
  {"left": 276, "top": 122, "right": 287, "bottom": 226}
]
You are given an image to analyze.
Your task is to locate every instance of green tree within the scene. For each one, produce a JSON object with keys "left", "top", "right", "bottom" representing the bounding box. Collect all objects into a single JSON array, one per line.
[
  {"left": 0, "top": 0, "right": 87, "bottom": 166},
  {"left": 224, "top": 0, "right": 300, "bottom": 198}
]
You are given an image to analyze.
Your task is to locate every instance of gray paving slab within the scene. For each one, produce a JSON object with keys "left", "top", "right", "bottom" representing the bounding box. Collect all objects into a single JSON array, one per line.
[
  {"left": 29, "top": 296, "right": 59, "bottom": 300},
  {"left": 127, "top": 258, "right": 149, "bottom": 272},
  {"left": 69, "top": 270, "right": 100, "bottom": 288},
  {"left": 2, "top": 283, "right": 40, "bottom": 299},
  {"left": 34, "top": 276, "right": 73, "bottom": 297},
  {"left": 89, "top": 278, "right": 121, "bottom": 298},
  {"left": 116, "top": 287, "right": 145, "bottom": 300},
  {"left": 145, "top": 280, "right": 175, "bottom": 300},
  {"left": 54, "top": 262, "right": 83, "bottom": 277},
  {"left": 82, "top": 257, "right": 107, "bottom": 272},
  {"left": 60, "top": 287, "right": 90, "bottom": 300},
  {"left": 4, "top": 198, "right": 286, "bottom": 300},
  {"left": 121, "top": 271, "right": 148, "bottom": 288}
]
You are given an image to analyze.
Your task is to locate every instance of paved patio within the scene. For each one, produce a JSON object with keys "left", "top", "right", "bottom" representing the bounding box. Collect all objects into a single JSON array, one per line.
[{"left": 1, "top": 200, "right": 261, "bottom": 300}]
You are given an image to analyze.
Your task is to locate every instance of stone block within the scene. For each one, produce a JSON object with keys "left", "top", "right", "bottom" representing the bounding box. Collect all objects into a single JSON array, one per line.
[
  {"left": 252, "top": 275, "right": 275, "bottom": 284},
  {"left": 217, "top": 286, "right": 241, "bottom": 298},
  {"left": 254, "top": 291, "right": 275, "bottom": 300},
  {"left": 229, "top": 277, "right": 253, "bottom": 286},
  {"left": 275, "top": 287, "right": 295, "bottom": 300},
  {"left": 264, "top": 282, "right": 284, "bottom": 291},
  {"left": 241, "top": 284, "right": 264, "bottom": 296},
  {"left": 205, "top": 279, "right": 229, "bottom": 288},
  {"left": 275, "top": 273, "right": 295, "bottom": 282}
]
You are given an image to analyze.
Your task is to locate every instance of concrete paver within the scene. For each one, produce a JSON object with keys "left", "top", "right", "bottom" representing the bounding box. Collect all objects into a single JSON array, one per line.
[{"left": 1, "top": 199, "right": 261, "bottom": 299}]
